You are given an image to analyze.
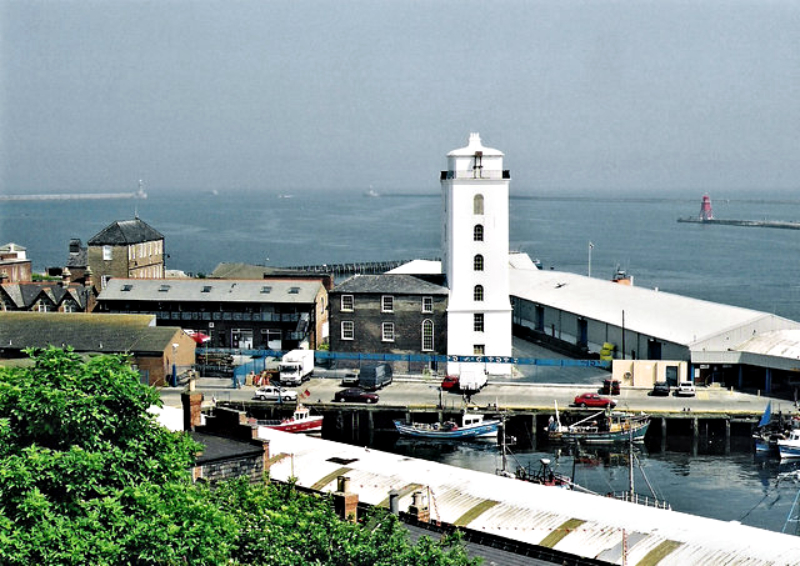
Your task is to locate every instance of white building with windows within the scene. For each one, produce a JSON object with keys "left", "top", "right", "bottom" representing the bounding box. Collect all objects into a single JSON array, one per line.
[{"left": 441, "top": 133, "right": 512, "bottom": 375}]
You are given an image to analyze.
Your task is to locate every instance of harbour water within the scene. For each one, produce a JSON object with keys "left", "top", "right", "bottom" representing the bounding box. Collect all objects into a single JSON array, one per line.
[{"left": 4, "top": 186, "right": 800, "bottom": 533}]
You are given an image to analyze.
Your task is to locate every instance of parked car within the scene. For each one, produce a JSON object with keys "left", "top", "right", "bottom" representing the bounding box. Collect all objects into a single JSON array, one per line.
[
  {"left": 573, "top": 392, "right": 617, "bottom": 408},
  {"left": 440, "top": 375, "right": 460, "bottom": 391},
  {"left": 675, "top": 381, "right": 696, "bottom": 397},
  {"left": 602, "top": 379, "right": 621, "bottom": 395},
  {"left": 340, "top": 372, "right": 359, "bottom": 386},
  {"left": 334, "top": 388, "right": 379, "bottom": 404},
  {"left": 254, "top": 386, "right": 298, "bottom": 403},
  {"left": 651, "top": 381, "right": 671, "bottom": 396}
]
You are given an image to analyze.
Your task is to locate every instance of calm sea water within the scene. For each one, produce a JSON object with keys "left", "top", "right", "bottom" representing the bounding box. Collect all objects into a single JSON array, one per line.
[
  {"left": 4, "top": 187, "right": 800, "bottom": 533},
  {"left": 4, "top": 188, "right": 800, "bottom": 319}
]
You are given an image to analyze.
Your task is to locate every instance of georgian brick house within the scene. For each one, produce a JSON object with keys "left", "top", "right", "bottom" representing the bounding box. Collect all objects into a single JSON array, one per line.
[
  {"left": 87, "top": 217, "right": 165, "bottom": 290},
  {"left": 328, "top": 274, "right": 448, "bottom": 372}
]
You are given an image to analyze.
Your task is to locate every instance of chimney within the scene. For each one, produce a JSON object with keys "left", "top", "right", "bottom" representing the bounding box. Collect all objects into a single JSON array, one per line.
[
  {"left": 181, "top": 391, "right": 204, "bottom": 431},
  {"left": 84, "top": 267, "right": 93, "bottom": 288},
  {"left": 408, "top": 490, "right": 430, "bottom": 523},
  {"left": 333, "top": 475, "right": 358, "bottom": 523},
  {"left": 62, "top": 268, "right": 72, "bottom": 286}
]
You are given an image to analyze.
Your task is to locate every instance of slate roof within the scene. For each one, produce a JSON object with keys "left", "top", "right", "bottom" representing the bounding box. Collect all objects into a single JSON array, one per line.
[
  {"left": 87, "top": 218, "right": 164, "bottom": 245},
  {"left": 331, "top": 274, "right": 448, "bottom": 296},
  {"left": 190, "top": 432, "right": 266, "bottom": 464},
  {"left": 0, "top": 312, "right": 182, "bottom": 354},
  {"left": 209, "top": 262, "right": 308, "bottom": 279},
  {"left": 98, "top": 278, "right": 322, "bottom": 304},
  {"left": 0, "top": 283, "right": 93, "bottom": 309}
]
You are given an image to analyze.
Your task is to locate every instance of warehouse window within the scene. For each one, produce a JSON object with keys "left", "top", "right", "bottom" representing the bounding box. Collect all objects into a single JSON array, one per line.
[
  {"left": 474, "top": 194, "right": 484, "bottom": 215},
  {"left": 474, "top": 285, "right": 484, "bottom": 301},
  {"left": 474, "top": 224, "right": 484, "bottom": 241},
  {"left": 474, "top": 254, "right": 484, "bottom": 271},
  {"left": 382, "top": 322, "right": 395, "bottom": 342},
  {"left": 474, "top": 313, "right": 484, "bottom": 332},
  {"left": 341, "top": 295, "right": 354, "bottom": 312},
  {"left": 382, "top": 296, "right": 394, "bottom": 313}
]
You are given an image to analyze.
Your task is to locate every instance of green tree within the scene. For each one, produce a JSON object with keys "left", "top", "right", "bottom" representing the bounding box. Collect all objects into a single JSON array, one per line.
[
  {"left": 0, "top": 347, "right": 479, "bottom": 565},
  {"left": 0, "top": 347, "right": 237, "bottom": 564}
]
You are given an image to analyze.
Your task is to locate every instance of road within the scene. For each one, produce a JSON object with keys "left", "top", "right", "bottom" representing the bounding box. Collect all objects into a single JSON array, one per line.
[{"left": 159, "top": 374, "right": 791, "bottom": 418}]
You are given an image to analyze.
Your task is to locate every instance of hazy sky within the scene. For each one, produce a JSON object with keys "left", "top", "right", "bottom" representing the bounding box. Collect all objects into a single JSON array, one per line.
[{"left": 2, "top": 0, "right": 799, "bottom": 194}]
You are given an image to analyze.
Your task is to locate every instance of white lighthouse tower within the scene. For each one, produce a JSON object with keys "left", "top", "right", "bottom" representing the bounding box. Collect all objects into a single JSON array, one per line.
[{"left": 441, "top": 133, "right": 512, "bottom": 376}]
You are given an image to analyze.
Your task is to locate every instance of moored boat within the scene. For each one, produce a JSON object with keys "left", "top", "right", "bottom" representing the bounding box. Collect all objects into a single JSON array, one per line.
[
  {"left": 778, "top": 429, "right": 800, "bottom": 460},
  {"left": 260, "top": 404, "right": 323, "bottom": 434},
  {"left": 547, "top": 402, "right": 650, "bottom": 444},
  {"left": 394, "top": 411, "right": 500, "bottom": 440}
]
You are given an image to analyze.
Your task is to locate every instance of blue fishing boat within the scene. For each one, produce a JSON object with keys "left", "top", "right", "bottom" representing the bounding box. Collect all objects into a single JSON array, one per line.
[
  {"left": 394, "top": 411, "right": 500, "bottom": 440},
  {"left": 547, "top": 403, "right": 650, "bottom": 444}
]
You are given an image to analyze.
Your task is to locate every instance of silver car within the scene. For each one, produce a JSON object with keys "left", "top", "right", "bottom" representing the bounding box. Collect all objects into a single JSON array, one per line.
[{"left": 254, "top": 386, "right": 298, "bottom": 402}]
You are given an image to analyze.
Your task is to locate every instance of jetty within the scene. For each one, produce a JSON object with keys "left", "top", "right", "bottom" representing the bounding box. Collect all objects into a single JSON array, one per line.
[
  {"left": 0, "top": 189, "right": 147, "bottom": 201},
  {"left": 677, "top": 217, "right": 800, "bottom": 230},
  {"left": 678, "top": 193, "right": 800, "bottom": 230}
]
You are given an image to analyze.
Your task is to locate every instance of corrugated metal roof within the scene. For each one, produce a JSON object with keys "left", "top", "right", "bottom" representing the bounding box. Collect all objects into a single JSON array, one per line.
[
  {"left": 735, "top": 329, "right": 800, "bottom": 359},
  {"left": 98, "top": 278, "right": 322, "bottom": 304},
  {"left": 259, "top": 429, "right": 800, "bottom": 565},
  {"left": 509, "top": 262, "right": 790, "bottom": 346}
]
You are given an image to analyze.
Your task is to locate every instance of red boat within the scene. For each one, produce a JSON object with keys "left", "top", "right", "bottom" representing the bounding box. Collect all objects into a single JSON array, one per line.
[{"left": 261, "top": 405, "right": 323, "bottom": 434}]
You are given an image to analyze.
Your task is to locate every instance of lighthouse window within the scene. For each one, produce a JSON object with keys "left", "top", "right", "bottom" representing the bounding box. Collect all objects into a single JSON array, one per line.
[
  {"left": 473, "top": 254, "right": 484, "bottom": 271},
  {"left": 473, "top": 224, "right": 484, "bottom": 241},
  {"left": 473, "top": 194, "right": 484, "bottom": 215},
  {"left": 474, "top": 285, "right": 484, "bottom": 302}
]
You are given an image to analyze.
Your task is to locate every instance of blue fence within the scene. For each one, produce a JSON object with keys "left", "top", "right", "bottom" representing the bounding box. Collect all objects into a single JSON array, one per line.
[{"left": 207, "top": 347, "right": 610, "bottom": 388}]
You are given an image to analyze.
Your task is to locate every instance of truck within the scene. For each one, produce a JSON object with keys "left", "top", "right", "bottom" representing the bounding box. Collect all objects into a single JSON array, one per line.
[
  {"left": 358, "top": 363, "right": 393, "bottom": 391},
  {"left": 457, "top": 368, "right": 488, "bottom": 394},
  {"left": 278, "top": 349, "right": 314, "bottom": 386}
]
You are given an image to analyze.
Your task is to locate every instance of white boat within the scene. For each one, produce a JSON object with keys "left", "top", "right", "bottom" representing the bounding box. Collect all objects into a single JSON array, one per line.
[
  {"left": 778, "top": 428, "right": 800, "bottom": 459},
  {"left": 394, "top": 411, "right": 500, "bottom": 439},
  {"left": 259, "top": 405, "right": 323, "bottom": 434}
]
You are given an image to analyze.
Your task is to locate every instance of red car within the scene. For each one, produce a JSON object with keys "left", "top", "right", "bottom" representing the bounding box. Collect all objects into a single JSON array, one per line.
[
  {"left": 440, "top": 375, "right": 460, "bottom": 391},
  {"left": 573, "top": 393, "right": 617, "bottom": 408}
]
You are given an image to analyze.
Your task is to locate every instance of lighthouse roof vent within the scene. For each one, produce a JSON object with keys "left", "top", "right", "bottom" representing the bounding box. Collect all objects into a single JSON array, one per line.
[{"left": 447, "top": 132, "right": 504, "bottom": 157}]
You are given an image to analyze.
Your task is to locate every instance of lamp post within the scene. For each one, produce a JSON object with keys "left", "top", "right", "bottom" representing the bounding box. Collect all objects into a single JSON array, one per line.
[
  {"left": 588, "top": 241, "right": 594, "bottom": 277},
  {"left": 171, "top": 343, "right": 178, "bottom": 387}
]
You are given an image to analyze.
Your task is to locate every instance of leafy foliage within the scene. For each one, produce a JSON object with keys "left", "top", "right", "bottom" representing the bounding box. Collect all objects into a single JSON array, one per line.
[{"left": 0, "top": 347, "right": 479, "bottom": 565}]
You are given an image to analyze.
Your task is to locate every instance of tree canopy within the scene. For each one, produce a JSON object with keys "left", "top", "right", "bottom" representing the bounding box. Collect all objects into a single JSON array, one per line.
[{"left": 0, "top": 347, "right": 479, "bottom": 565}]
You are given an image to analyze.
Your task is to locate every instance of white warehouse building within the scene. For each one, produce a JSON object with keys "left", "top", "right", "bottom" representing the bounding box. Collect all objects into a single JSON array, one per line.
[{"left": 509, "top": 253, "right": 800, "bottom": 396}]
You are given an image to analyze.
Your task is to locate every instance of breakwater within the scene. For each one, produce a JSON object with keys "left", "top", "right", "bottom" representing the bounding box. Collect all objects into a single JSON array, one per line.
[
  {"left": 0, "top": 190, "right": 147, "bottom": 201},
  {"left": 678, "top": 217, "right": 800, "bottom": 230}
]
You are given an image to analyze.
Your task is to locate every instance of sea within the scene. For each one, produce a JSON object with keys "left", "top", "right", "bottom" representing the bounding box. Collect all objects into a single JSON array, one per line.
[{"left": 4, "top": 186, "right": 800, "bottom": 534}]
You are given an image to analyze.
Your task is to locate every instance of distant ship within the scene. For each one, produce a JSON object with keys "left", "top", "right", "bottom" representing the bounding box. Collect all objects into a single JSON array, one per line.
[{"left": 364, "top": 187, "right": 380, "bottom": 197}]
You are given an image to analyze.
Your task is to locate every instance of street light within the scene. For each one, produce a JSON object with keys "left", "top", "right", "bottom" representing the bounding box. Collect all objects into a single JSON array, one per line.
[
  {"left": 171, "top": 343, "right": 178, "bottom": 387},
  {"left": 588, "top": 241, "right": 594, "bottom": 277}
]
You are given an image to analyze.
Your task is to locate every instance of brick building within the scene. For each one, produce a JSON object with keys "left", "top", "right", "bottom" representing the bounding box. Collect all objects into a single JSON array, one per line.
[
  {"left": 0, "top": 243, "right": 32, "bottom": 283},
  {"left": 96, "top": 278, "right": 328, "bottom": 350},
  {"left": 328, "top": 274, "right": 448, "bottom": 371},
  {"left": 0, "top": 312, "right": 195, "bottom": 386},
  {"left": 87, "top": 217, "right": 165, "bottom": 290}
]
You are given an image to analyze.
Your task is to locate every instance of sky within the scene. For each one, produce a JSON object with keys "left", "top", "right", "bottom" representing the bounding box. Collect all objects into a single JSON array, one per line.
[{"left": 1, "top": 0, "right": 799, "bottom": 195}]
